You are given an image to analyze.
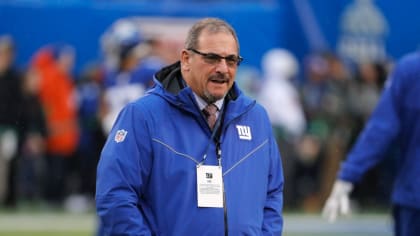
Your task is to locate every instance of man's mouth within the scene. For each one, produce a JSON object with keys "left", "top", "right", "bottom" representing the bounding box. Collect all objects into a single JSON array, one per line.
[
  {"left": 209, "top": 75, "right": 229, "bottom": 84},
  {"left": 210, "top": 79, "right": 227, "bottom": 84}
]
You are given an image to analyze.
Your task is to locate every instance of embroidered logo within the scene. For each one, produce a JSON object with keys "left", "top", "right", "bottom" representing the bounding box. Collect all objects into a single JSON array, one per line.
[
  {"left": 236, "top": 125, "right": 252, "bottom": 140},
  {"left": 114, "top": 129, "right": 128, "bottom": 143}
]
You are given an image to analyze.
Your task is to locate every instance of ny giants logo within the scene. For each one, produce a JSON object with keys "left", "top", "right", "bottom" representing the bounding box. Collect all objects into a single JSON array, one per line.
[{"left": 236, "top": 125, "right": 252, "bottom": 140}]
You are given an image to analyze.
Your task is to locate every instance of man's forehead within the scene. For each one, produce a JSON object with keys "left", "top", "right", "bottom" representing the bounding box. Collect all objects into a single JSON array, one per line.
[
  {"left": 197, "top": 31, "right": 238, "bottom": 52},
  {"left": 199, "top": 28, "right": 234, "bottom": 40}
]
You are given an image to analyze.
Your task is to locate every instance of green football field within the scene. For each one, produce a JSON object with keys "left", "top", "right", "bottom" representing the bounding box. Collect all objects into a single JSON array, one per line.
[
  {"left": 0, "top": 211, "right": 94, "bottom": 236},
  {"left": 0, "top": 211, "right": 393, "bottom": 236}
]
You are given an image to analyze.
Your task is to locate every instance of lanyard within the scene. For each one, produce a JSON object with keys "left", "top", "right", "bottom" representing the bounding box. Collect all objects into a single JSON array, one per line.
[{"left": 198, "top": 103, "right": 224, "bottom": 167}]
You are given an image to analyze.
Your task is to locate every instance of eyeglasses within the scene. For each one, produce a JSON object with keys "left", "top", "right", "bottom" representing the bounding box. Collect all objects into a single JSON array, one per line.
[{"left": 187, "top": 48, "right": 243, "bottom": 67}]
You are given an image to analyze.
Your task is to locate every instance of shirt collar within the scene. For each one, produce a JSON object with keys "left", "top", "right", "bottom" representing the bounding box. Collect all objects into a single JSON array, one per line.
[{"left": 193, "top": 93, "right": 224, "bottom": 111}]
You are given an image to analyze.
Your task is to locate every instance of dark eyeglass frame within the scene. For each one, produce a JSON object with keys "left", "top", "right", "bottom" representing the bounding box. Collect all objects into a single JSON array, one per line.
[{"left": 187, "top": 48, "right": 244, "bottom": 66}]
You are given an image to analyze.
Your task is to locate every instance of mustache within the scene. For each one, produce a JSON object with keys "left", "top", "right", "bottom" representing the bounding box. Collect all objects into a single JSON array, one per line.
[{"left": 208, "top": 73, "right": 230, "bottom": 82}]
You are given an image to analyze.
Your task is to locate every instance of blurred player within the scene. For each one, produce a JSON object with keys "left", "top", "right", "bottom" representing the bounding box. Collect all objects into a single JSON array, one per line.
[
  {"left": 322, "top": 50, "right": 420, "bottom": 236},
  {"left": 99, "top": 19, "right": 163, "bottom": 134}
]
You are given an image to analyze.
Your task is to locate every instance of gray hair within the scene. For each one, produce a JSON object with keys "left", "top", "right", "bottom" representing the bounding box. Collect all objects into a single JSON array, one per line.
[{"left": 184, "top": 18, "right": 240, "bottom": 52}]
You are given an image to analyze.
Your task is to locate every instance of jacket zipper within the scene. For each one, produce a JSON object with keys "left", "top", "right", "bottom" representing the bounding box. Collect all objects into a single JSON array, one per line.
[
  {"left": 216, "top": 142, "right": 228, "bottom": 236},
  {"left": 223, "top": 185, "right": 228, "bottom": 236}
]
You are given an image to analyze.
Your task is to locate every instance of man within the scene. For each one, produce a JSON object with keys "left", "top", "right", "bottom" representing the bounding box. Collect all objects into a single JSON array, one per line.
[
  {"left": 99, "top": 21, "right": 160, "bottom": 134},
  {"left": 96, "top": 17, "right": 284, "bottom": 235},
  {"left": 0, "top": 35, "right": 22, "bottom": 208},
  {"left": 322, "top": 51, "right": 420, "bottom": 236},
  {"left": 32, "top": 44, "right": 80, "bottom": 206}
]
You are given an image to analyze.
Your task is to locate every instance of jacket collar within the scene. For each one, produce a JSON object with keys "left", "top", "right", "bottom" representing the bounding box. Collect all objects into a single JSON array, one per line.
[{"left": 149, "top": 61, "right": 255, "bottom": 120}]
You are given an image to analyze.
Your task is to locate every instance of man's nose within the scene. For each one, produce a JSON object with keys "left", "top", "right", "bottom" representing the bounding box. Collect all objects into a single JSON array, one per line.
[{"left": 215, "top": 59, "right": 229, "bottom": 73}]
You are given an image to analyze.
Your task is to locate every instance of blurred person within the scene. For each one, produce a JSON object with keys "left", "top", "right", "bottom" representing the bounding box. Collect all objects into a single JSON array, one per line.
[
  {"left": 0, "top": 35, "right": 22, "bottom": 208},
  {"left": 99, "top": 19, "right": 163, "bottom": 134},
  {"left": 17, "top": 67, "right": 47, "bottom": 202},
  {"left": 96, "top": 17, "right": 284, "bottom": 235},
  {"left": 257, "top": 48, "right": 306, "bottom": 209},
  {"left": 301, "top": 52, "right": 352, "bottom": 127},
  {"left": 258, "top": 48, "right": 306, "bottom": 139},
  {"left": 297, "top": 52, "right": 356, "bottom": 212},
  {"left": 345, "top": 61, "right": 392, "bottom": 206},
  {"left": 316, "top": 53, "right": 356, "bottom": 209},
  {"left": 73, "top": 63, "right": 105, "bottom": 207},
  {"left": 300, "top": 52, "right": 330, "bottom": 127},
  {"left": 294, "top": 53, "right": 331, "bottom": 210},
  {"left": 348, "top": 61, "right": 388, "bottom": 124},
  {"left": 318, "top": 52, "right": 353, "bottom": 132},
  {"left": 322, "top": 51, "right": 420, "bottom": 236},
  {"left": 32, "top": 44, "right": 80, "bottom": 206}
]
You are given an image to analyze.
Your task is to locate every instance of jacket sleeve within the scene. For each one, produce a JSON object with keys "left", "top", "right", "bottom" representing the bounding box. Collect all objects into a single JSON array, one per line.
[
  {"left": 262, "top": 132, "right": 284, "bottom": 235},
  {"left": 96, "top": 103, "right": 154, "bottom": 235},
  {"left": 338, "top": 58, "right": 406, "bottom": 183}
]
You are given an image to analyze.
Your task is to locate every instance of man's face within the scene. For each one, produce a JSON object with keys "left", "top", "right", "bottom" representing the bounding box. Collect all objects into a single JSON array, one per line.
[{"left": 181, "top": 30, "right": 240, "bottom": 103}]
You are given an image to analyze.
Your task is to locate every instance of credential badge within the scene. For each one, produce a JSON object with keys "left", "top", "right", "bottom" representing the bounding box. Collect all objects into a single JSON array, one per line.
[{"left": 114, "top": 129, "right": 128, "bottom": 143}]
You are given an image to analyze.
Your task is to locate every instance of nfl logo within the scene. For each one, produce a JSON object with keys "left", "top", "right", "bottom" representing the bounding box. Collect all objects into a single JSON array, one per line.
[{"left": 114, "top": 129, "right": 128, "bottom": 143}]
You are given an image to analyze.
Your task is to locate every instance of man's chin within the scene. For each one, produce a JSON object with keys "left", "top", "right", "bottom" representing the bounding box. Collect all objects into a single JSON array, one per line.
[{"left": 204, "top": 91, "right": 226, "bottom": 103}]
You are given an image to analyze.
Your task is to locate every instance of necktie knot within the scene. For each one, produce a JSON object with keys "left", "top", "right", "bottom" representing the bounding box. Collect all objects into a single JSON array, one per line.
[{"left": 203, "top": 104, "right": 218, "bottom": 130}]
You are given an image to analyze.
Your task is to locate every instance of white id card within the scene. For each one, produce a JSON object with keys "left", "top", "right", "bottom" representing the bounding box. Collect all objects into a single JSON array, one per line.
[{"left": 196, "top": 165, "right": 224, "bottom": 208}]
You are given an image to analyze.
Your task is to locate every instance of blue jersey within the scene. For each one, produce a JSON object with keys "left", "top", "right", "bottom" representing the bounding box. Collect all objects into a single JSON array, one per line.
[
  {"left": 101, "top": 58, "right": 163, "bottom": 133},
  {"left": 339, "top": 52, "right": 420, "bottom": 209}
]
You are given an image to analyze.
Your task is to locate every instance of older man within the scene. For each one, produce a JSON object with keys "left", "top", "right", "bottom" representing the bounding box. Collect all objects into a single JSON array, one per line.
[{"left": 96, "top": 17, "right": 284, "bottom": 235}]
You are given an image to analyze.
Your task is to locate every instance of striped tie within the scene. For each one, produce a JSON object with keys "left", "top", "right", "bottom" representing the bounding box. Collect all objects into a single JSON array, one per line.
[{"left": 203, "top": 104, "right": 218, "bottom": 130}]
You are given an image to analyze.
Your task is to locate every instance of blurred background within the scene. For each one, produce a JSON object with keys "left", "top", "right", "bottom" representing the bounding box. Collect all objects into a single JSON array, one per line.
[{"left": 1, "top": 0, "right": 419, "bottom": 235}]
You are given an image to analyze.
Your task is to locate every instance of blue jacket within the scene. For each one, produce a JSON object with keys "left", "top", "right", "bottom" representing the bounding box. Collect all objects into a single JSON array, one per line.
[
  {"left": 338, "top": 52, "right": 420, "bottom": 209},
  {"left": 96, "top": 62, "right": 284, "bottom": 235}
]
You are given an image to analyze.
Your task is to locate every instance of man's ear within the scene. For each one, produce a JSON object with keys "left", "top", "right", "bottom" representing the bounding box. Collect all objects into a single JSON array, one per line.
[{"left": 181, "top": 49, "right": 190, "bottom": 71}]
